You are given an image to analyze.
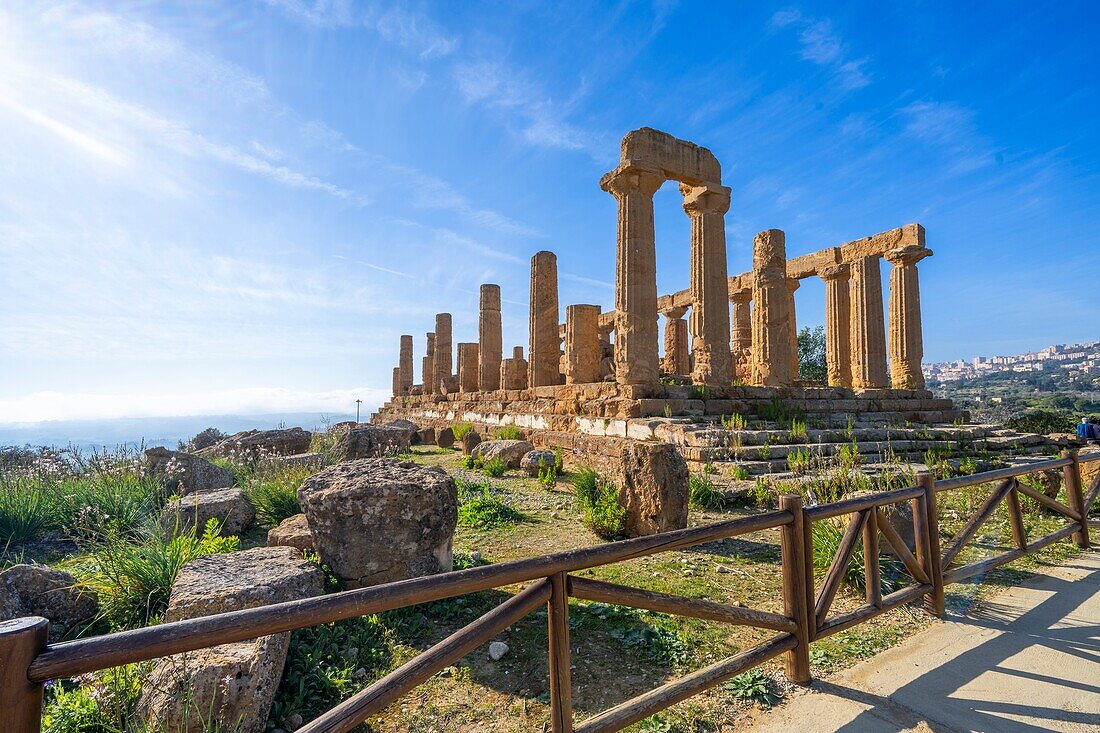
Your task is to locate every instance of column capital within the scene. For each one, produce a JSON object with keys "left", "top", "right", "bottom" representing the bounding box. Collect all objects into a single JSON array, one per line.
[
  {"left": 819, "top": 263, "right": 851, "bottom": 282},
  {"left": 600, "top": 164, "right": 664, "bottom": 198},
  {"left": 884, "top": 245, "right": 932, "bottom": 267},
  {"left": 729, "top": 286, "right": 752, "bottom": 304},
  {"left": 785, "top": 277, "right": 801, "bottom": 294},
  {"left": 660, "top": 305, "right": 689, "bottom": 319},
  {"left": 680, "top": 182, "right": 731, "bottom": 216}
]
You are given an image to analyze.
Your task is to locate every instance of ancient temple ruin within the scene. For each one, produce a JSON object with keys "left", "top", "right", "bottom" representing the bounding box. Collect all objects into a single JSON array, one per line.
[{"left": 377, "top": 128, "right": 1044, "bottom": 473}]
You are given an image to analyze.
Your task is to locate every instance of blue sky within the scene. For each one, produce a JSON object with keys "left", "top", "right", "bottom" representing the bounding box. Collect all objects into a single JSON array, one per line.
[{"left": 1, "top": 0, "right": 1097, "bottom": 423}]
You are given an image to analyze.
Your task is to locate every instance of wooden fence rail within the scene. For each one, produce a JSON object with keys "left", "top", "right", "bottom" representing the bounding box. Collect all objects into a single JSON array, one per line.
[{"left": 1, "top": 450, "right": 1097, "bottom": 732}]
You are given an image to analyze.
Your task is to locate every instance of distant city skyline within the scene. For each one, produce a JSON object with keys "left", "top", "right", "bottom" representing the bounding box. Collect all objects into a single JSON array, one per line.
[{"left": 2, "top": 1, "right": 1098, "bottom": 423}]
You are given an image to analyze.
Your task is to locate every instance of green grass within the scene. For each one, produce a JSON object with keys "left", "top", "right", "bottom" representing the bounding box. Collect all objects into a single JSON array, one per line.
[
  {"left": 242, "top": 464, "right": 311, "bottom": 526},
  {"left": 70, "top": 519, "right": 239, "bottom": 630},
  {"left": 0, "top": 477, "right": 61, "bottom": 544},
  {"left": 811, "top": 520, "right": 904, "bottom": 595},
  {"left": 480, "top": 457, "right": 507, "bottom": 478},
  {"left": 688, "top": 475, "right": 725, "bottom": 511},
  {"left": 42, "top": 663, "right": 147, "bottom": 733},
  {"left": 451, "top": 422, "right": 475, "bottom": 441},
  {"left": 494, "top": 425, "right": 523, "bottom": 440},
  {"left": 722, "top": 669, "right": 782, "bottom": 707},
  {"left": 571, "top": 468, "right": 627, "bottom": 540},
  {"left": 456, "top": 480, "right": 524, "bottom": 529}
]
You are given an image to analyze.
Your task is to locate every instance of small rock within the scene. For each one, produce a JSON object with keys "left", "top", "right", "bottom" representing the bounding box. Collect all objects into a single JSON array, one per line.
[
  {"left": 470, "top": 551, "right": 483, "bottom": 563},
  {"left": 284, "top": 712, "right": 303, "bottom": 731},
  {"left": 716, "top": 565, "right": 732, "bottom": 573},
  {"left": 488, "top": 641, "right": 509, "bottom": 661}
]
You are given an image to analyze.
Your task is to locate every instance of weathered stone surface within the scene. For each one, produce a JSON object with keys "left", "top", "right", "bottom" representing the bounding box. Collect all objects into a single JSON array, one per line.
[
  {"left": 821, "top": 264, "right": 852, "bottom": 388},
  {"left": 398, "top": 334, "right": 414, "bottom": 396},
  {"left": 145, "top": 447, "right": 232, "bottom": 496},
  {"left": 385, "top": 419, "right": 420, "bottom": 443},
  {"left": 437, "top": 427, "right": 455, "bottom": 449},
  {"left": 565, "top": 304, "right": 601, "bottom": 385},
  {"left": 683, "top": 181, "right": 732, "bottom": 386},
  {"left": 198, "top": 428, "right": 312, "bottom": 459},
  {"left": 479, "top": 284, "right": 503, "bottom": 391},
  {"left": 297, "top": 460, "right": 457, "bottom": 588},
  {"left": 1077, "top": 446, "right": 1099, "bottom": 495},
  {"left": 417, "top": 426, "right": 436, "bottom": 445},
  {"left": 850, "top": 256, "right": 888, "bottom": 389},
  {"left": 885, "top": 246, "right": 931, "bottom": 390},
  {"left": 435, "top": 313, "right": 453, "bottom": 395},
  {"left": 0, "top": 564, "right": 98, "bottom": 641},
  {"left": 142, "top": 547, "right": 323, "bottom": 733},
  {"left": 462, "top": 430, "right": 483, "bottom": 456},
  {"left": 661, "top": 306, "right": 689, "bottom": 376},
  {"left": 751, "top": 230, "right": 794, "bottom": 387},
  {"left": 472, "top": 440, "right": 535, "bottom": 469},
  {"left": 614, "top": 443, "right": 689, "bottom": 536},
  {"left": 521, "top": 449, "right": 557, "bottom": 476},
  {"left": 458, "top": 342, "right": 480, "bottom": 393},
  {"left": 729, "top": 288, "right": 752, "bottom": 382},
  {"left": 530, "top": 251, "right": 560, "bottom": 388},
  {"left": 267, "top": 513, "right": 313, "bottom": 551},
  {"left": 161, "top": 488, "right": 256, "bottom": 537},
  {"left": 332, "top": 426, "right": 410, "bottom": 461}
]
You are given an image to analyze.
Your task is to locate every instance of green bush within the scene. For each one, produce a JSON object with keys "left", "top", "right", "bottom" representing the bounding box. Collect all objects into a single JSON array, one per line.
[
  {"left": 571, "top": 468, "right": 626, "bottom": 540},
  {"left": 495, "top": 425, "right": 523, "bottom": 440},
  {"left": 1005, "top": 408, "right": 1076, "bottom": 436},
  {"left": 481, "top": 457, "right": 507, "bottom": 478},
  {"left": 42, "top": 663, "right": 146, "bottom": 733},
  {"left": 451, "top": 422, "right": 475, "bottom": 440},
  {"left": 689, "top": 475, "right": 725, "bottom": 511},
  {"left": 72, "top": 520, "right": 239, "bottom": 630},
  {"left": 458, "top": 496, "right": 525, "bottom": 529}
]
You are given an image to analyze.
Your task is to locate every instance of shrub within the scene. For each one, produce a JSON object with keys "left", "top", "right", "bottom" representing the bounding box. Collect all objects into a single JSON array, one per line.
[
  {"left": 458, "top": 495, "right": 524, "bottom": 529},
  {"left": 749, "top": 477, "right": 773, "bottom": 508},
  {"left": 571, "top": 468, "right": 626, "bottom": 540},
  {"left": 178, "top": 427, "right": 225, "bottom": 453},
  {"left": 787, "top": 448, "right": 812, "bottom": 475},
  {"left": 789, "top": 418, "right": 808, "bottom": 441},
  {"left": 451, "top": 422, "right": 475, "bottom": 440},
  {"left": 42, "top": 663, "right": 146, "bottom": 733},
  {"left": 728, "top": 464, "right": 750, "bottom": 481},
  {"left": 1005, "top": 408, "right": 1076, "bottom": 436},
  {"left": 495, "top": 425, "right": 523, "bottom": 440},
  {"left": 72, "top": 519, "right": 239, "bottom": 630},
  {"left": 689, "top": 475, "right": 725, "bottom": 511},
  {"left": 481, "top": 457, "right": 507, "bottom": 478},
  {"left": 721, "top": 413, "right": 746, "bottom": 430},
  {"left": 461, "top": 454, "right": 477, "bottom": 470}
]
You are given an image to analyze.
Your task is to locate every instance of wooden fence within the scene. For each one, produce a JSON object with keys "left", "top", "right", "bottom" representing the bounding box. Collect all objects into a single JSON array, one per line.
[{"left": 1, "top": 449, "right": 1097, "bottom": 733}]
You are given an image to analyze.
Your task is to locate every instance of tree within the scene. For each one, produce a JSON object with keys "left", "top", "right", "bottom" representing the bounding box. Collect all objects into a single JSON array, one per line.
[{"left": 798, "top": 325, "right": 827, "bottom": 383}]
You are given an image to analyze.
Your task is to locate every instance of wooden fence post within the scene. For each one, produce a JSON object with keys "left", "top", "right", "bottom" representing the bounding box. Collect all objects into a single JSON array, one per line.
[
  {"left": 779, "top": 495, "right": 812, "bottom": 685},
  {"left": 0, "top": 617, "right": 48, "bottom": 733},
  {"left": 1063, "top": 449, "right": 1090, "bottom": 549},
  {"left": 916, "top": 473, "right": 945, "bottom": 617},
  {"left": 548, "top": 573, "right": 573, "bottom": 732}
]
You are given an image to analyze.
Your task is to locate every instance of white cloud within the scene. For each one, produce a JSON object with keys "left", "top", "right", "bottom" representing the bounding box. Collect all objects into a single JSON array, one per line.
[
  {"left": 900, "top": 101, "right": 993, "bottom": 174},
  {"left": 0, "top": 387, "right": 390, "bottom": 424},
  {"left": 771, "top": 10, "right": 871, "bottom": 91}
]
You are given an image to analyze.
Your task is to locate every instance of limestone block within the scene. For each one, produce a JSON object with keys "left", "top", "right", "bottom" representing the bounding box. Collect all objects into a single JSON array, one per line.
[
  {"left": 331, "top": 426, "right": 411, "bottom": 460},
  {"left": 471, "top": 440, "right": 535, "bottom": 469},
  {"left": 297, "top": 460, "right": 457, "bottom": 588},
  {"left": 161, "top": 489, "right": 256, "bottom": 537},
  {"left": 0, "top": 565, "right": 98, "bottom": 641},
  {"left": 613, "top": 442, "right": 689, "bottom": 536},
  {"left": 145, "top": 447, "right": 233, "bottom": 496},
  {"left": 267, "top": 513, "right": 313, "bottom": 552}
]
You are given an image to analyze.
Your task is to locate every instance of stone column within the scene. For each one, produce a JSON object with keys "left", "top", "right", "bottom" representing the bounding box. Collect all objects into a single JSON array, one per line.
[
  {"left": 457, "top": 343, "right": 480, "bottom": 393},
  {"left": 885, "top": 246, "right": 932, "bottom": 390},
  {"left": 422, "top": 332, "right": 435, "bottom": 395},
  {"left": 849, "top": 256, "right": 888, "bottom": 389},
  {"left": 391, "top": 367, "right": 401, "bottom": 398},
  {"left": 819, "top": 265, "right": 852, "bottom": 388},
  {"left": 434, "top": 313, "right": 452, "bottom": 395},
  {"left": 660, "top": 306, "right": 689, "bottom": 375},
  {"left": 786, "top": 278, "right": 800, "bottom": 380},
  {"left": 729, "top": 287, "right": 752, "bottom": 382},
  {"left": 565, "top": 304, "right": 601, "bottom": 384},
  {"left": 682, "top": 183, "right": 733, "bottom": 386},
  {"left": 398, "top": 335, "right": 413, "bottom": 395},
  {"left": 478, "top": 284, "right": 502, "bottom": 391},
  {"left": 598, "top": 323, "right": 615, "bottom": 380},
  {"left": 601, "top": 165, "right": 664, "bottom": 385},
  {"left": 503, "top": 346, "right": 529, "bottom": 389},
  {"left": 529, "top": 251, "right": 560, "bottom": 387},
  {"left": 750, "top": 230, "right": 794, "bottom": 386}
]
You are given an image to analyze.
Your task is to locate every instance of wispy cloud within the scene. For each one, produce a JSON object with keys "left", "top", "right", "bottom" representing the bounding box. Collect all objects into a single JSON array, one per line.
[
  {"left": 771, "top": 10, "right": 871, "bottom": 91},
  {"left": 900, "top": 101, "right": 994, "bottom": 174}
]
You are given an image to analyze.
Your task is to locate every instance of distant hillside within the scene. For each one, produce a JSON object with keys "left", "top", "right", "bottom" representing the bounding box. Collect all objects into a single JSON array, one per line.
[{"left": 0, "top": 412, "right": 357, "bottom": 452}]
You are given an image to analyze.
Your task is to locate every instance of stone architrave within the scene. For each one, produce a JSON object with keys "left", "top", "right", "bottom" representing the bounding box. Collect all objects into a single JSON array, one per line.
[
  {"left": 849, "top": 256, "right": 889, "bottom": 389},
  {"left": 434, "top": 314, "right": 452, "bottom": 395},
  {"left": 391, "top": 367, "right": 401, "bottom": 398},
  {"left": 457, "top": 343, "right": 480, "bottom": 393},
  {"left": 601, "top": 165, "right": 664, "bottom": 385},
  {"left": 565, "top": 304, "right": 601, "bottom": 384},
  {"left": 660, "top": 306, "right": 689, "bottom": 375},
  {"left": 682, "top": 183, "right": 733, "bottom": 386},
  {"left": 422, "top": 332, "right": 435, "bottom": 397},
  {"left": 729, "top": 287, "right": 752, "bottom": 382},
  {"left": 885, "top": 246, "right": 932, "bottom": 390},
  {"left": 529, "top": 251, "right": 560, "bottom": 387},
  {"left": 750, "top": 230, "right": 794, "bottom": 386},
  {"left": 821, "top": 264, "right": 853, "bottom": 388},
  {"left": 786, "top": 278, "right": 800, "bottom": 380},
  {"left": 478, "top": 284, "right": 502, "bottom": 391}
]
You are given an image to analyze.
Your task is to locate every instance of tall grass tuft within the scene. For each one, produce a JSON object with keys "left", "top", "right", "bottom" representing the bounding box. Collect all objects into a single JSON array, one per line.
[
  {"left": 495, "top": 425, "right": 523, "bottom": 440},
  {"left": 243, "top": 464, "right": 311, "bottom": 527},
  {"left": 451, "top": 422, "right": 475, "bottom": 441},
  {"left": 72, "top": 519, "right": 239, "bottom": 630},
  {"left": 811, "top": 520, "right": 903, "bottom": 595},
  {"left": 689, "top": 475, "right": 725, "bottom": 511},
  {"left": 571, "top": 467, "right": 626, "bottom": 540}
]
